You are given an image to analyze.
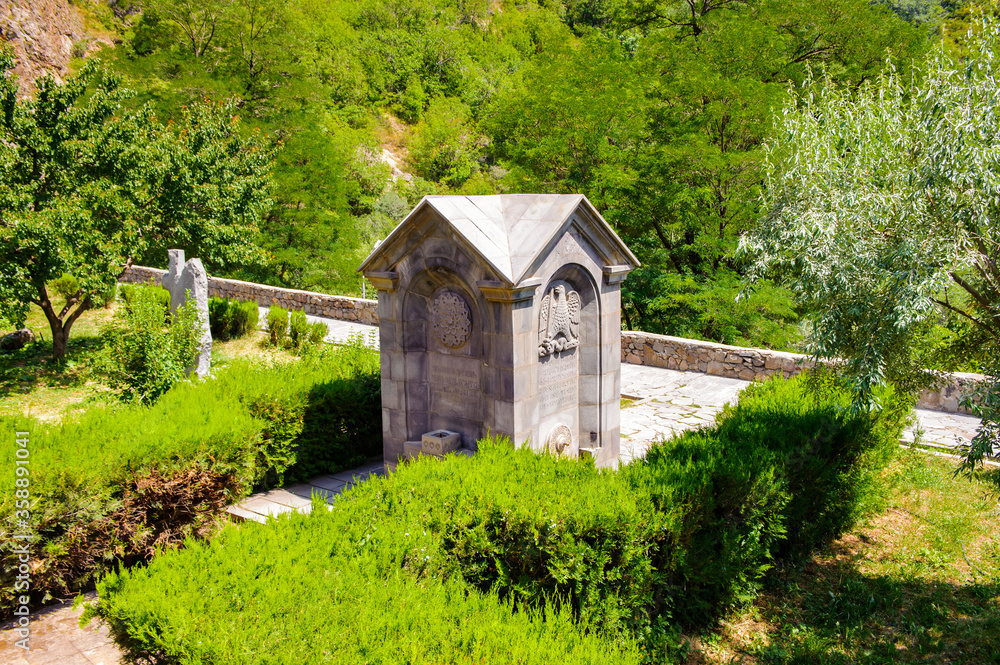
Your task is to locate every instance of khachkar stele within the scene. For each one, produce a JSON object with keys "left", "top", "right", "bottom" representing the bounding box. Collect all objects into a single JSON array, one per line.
[
  {"left": 359, "top": 194, "right": 639, "bottom": 470},
  {"left": 162, "top": 249, "right": 212, "bottom": 377}
]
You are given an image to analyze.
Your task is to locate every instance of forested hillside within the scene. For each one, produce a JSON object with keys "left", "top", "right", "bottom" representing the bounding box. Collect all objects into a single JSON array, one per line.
[{"left": 4, "top": 0, "right": 982, "bottom": 355}]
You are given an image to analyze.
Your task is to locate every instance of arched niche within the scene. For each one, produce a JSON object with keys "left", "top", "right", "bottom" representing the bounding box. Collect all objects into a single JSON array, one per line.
[
  {"left": 400, "top": 265, "right": 485, "bottom": 447},
  {"left": 536, "top": 263, "right": 600, "bottom": 458}
]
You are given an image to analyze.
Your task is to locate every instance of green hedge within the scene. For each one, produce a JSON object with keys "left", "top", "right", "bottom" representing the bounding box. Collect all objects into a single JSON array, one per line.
[
  {"left": 0, "top": 340, "right": 381, "bottom": 615},
  {"left": 709, "top": 371, "right": 909, "bottom": 558},
  {"left": 208, "top": 297, "right": 260, "bottom": 340},
  {"left": 89, "top": 373, "right": 910, "bottom": 662},
  {"left": 92, "top": 481, "right": 643, "bottom": 664}
]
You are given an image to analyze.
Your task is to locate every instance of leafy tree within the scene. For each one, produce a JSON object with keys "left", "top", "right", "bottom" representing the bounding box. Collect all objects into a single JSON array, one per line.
[
  {"left": 0, "top": 54, "right": 272, "bottom": 361},
  {"left": 484, "top": 0, "right": 924, "bottom": 344},
  {"left": 876, "top": 0, "right": 946, "bottom": 26},
  {"left": 741, "top": 16, "right": 999, "bottom": 469},
  {"left": 485, "top": 32, "right": 643, "bottom": 200},
  {"left": 150, "top": 0, "right": 233, "bottom": 57},
  {"left": 254, "top": 120, "right": 377, "bottom": 292},
  {"left": 225, "top": 0, "right": 293, "bottom": 103},
  {"left": 407, "top": 96, "right": 485, "bottom": 189}
]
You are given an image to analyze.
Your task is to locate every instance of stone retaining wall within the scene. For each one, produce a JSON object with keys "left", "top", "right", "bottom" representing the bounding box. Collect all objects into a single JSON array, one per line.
[
  {"left": 119, "top": 265, "right": 378, "bottom": 325},
  {"left": 119, "top": 266, "right": 980, "bottom": 415},
  {"left": 621, "top": 330, "right": 980, "bottom": 415}
]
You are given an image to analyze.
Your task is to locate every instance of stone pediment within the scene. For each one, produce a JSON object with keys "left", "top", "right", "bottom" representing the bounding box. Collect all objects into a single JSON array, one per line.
[{"left": 358, "top": 194, "right": 639, "bottom": 285}]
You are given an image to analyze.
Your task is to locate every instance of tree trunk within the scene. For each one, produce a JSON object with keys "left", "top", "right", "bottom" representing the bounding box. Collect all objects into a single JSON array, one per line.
[
  {"left": 35, "top": 283, "right": 92, "bottom": 363},
  {"left": 50, "top": 321, "right": 68, "bottom": 362}
]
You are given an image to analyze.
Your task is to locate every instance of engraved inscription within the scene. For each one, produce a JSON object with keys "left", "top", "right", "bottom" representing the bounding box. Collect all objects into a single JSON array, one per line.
[
  {"left": 430, "top": 365, "right": 480, "bottom": 400},
  {"left": 428, "top": 355, "right": 482, "bottom": 418},
  {"left": 538, "top": 282, "right": 581, "bottom": 357},
  {"left": 539, "top": 378, "right": 576, "bottom": 413},
  {"left": 432, "top": 291, "right": 472, "bottom": 348},
  {"left": 538, "top": 356, "right": 577, "bottom": 384}
]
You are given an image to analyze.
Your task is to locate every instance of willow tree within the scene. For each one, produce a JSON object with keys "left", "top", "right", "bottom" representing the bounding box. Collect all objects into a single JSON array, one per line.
[
  {"left": 0, "top": 54, "right": 273, "bottom": 361},
  {"left": 741, "top": 17, "right": 999, "bottom": 470}
]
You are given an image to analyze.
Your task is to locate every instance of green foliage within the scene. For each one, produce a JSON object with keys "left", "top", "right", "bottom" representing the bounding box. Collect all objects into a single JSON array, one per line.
[
  {"left": 266, "top": 305, "right": 289, "bottom": 346},
  {"left": 97, "top": 284, "right": 201, "bottom": 403},
  {"left": 87, "top": 371, "right": 908, "bottom": 660},
  {"left": 90, "top": 487, "right": 643, "bottom": 663},
  {"left": 96, "top": 0, "right": 934, "bottom": 347},
  {"left": 960, "top": 356, "right": 1000, "bottom": 473},
  {"left": 0, "top": 52, "right": 273, "bottom": 361},
  {"left": 245, "top": 335, "right": 382, "bottom": 485},
  {"left": 486, "top": 32, "right": 642, "bottom": 197},
  {"left": 0, "top": 341, "right": 382, "bottom": 615},
  {"left": 710, "top": 372, "right": 910, "bottom": 558},
  {"left": 623, "top": 267, "right": 802, "bottom": 349},
  {"left": 119, "top": 282, "right": 171, "bottom": 321},
  {"left": 741, "top": 16, "right": 999, "bottom": 467},
  {"left": 396, "top": 73, "right": 427, "bottom": 123},
  {"left": 481, "top": 1, "right": 925, "bottom": 342},
  {"left": 208, "top": 297, "right": 260, "bottom": 341},
  {"left": 288, "top": 310, "right": 309, "bottom": 348},
  {"left": 408, "top": 96, "right": 486, "bottom": 189},
  {"left": 50, "top": 274, "right": 81, "bottom": 303},
  {"left": 307, "top": 320, "right": 327, "bottom": 345}
]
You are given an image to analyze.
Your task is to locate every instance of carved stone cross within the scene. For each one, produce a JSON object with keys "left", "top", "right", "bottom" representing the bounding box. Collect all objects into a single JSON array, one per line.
[{"left": 161, "top": 249, "right": 212, "bottom": 377}]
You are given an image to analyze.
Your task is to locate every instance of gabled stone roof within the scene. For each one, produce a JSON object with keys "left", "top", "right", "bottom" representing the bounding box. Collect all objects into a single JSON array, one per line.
[{"left": 358, "top": 194, "right": 639, "bottom": 285}]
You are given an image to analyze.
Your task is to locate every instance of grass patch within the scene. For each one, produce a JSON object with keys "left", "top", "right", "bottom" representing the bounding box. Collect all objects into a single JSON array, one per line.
[
  {"left": 691, "top": 451, "right": 1000, "bottom": 664},
  {"left": 0, "top": 299, "right": 115, "bottom": 421},
  {"left": 0, "top": 300, "right": 301, "bottom": 421}
]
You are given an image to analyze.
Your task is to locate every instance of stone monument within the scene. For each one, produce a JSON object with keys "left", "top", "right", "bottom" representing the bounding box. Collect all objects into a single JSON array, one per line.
[
  {"left": 162, "top": 249, "right": 212, "bottom": 377},
  {"left": 359, "top": 194, "right": 638, "bottom": 469}
]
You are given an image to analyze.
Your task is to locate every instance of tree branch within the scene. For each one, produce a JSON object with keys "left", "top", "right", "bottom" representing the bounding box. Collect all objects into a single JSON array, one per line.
[
  {"left": 931, "top": 297, "right": 1000, "bottom": 340},
  {"left": 949, "top": 271, "right": 997, "bottom": 318}
]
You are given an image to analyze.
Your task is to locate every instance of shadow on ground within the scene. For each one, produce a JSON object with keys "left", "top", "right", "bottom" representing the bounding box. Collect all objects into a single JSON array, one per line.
[{"left": 737, "top": 548, "right": 1000, "bottom": 664}]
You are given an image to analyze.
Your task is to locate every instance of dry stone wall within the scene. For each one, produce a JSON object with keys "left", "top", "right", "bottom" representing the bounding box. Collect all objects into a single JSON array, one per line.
[
  {"left": 120, "top": 265, "right": 377, "bottom": 325},
  {"left": 119, "top": 266, "right": 980, "bottom": 414},
  {"left": 621, "top": 330, "right": 979, "bottom": 415},
  {"left": 621, "top": 331, "right": 811, "bottom": 381}
]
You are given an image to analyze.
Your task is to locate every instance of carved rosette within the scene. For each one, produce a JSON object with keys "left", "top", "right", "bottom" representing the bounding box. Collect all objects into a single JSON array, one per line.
[
  {"left": 431, "top": 291, "right": 472, "bottom": 348},
  {"left": 546, "top": 424, "right": 573, "bottom": 455},
  {"left": 538, "top": 282, "right": 581, "bottom": 357}
]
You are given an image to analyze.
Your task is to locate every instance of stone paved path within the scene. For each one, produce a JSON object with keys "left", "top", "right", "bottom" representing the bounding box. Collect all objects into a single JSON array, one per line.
[
  {"left": 6, "top": 318, "right": 985, "bottom": 662},
  {"left": 227, "top": 459, "right": 387, "bottom": 524},
  {"left": 0, "top": 592, "right": 117, "bottom": 665},
  {"left": 618, "top": 364, "right": 985, "bottom": 466}
]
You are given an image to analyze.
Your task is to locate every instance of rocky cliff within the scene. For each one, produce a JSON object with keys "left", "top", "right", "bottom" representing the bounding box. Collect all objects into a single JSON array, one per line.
[{"left": 0, "top": 0, "right": 113, "bottom": 97}]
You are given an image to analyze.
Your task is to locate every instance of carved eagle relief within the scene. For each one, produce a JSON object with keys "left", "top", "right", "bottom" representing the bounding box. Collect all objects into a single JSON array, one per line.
[{"left": 538, "top": 283, "right": 581, "bottom": 357}]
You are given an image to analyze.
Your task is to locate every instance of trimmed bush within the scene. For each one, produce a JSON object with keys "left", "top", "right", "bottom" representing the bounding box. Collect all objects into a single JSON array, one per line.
[
  {"left": 266, "top": 305, "right": 289, "bottom": 346},
  {"left": 308, "top": 320, "right": 327, "bottom": 345},
  {"left": 90, "top": 477, "right": 644, "bottom": 664},
  {"left": 289, "top": 310, "right": 309, "bottom": 347},
  {"left": 208, "top": 297, "right": 260, "bottom": 340},
  {"left": 87, "top": 371, "right": 910, "bottom": 662},
  {"left": 246, "top": 336, "right": 382, "bottom": 485},
  {"left": 710, "top": 371, "right": 909, "bottom": 558},
  {"left": 97, "top": 284, "right": 201, "bottom": 403},
  {"left": 0, "top": 339, "right": 381, "bottom": 616}
]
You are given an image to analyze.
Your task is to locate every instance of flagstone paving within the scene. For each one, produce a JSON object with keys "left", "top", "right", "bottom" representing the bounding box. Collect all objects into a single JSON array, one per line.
[{"left": 0, "top": 591, "right": 117, "bottom": 665}]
